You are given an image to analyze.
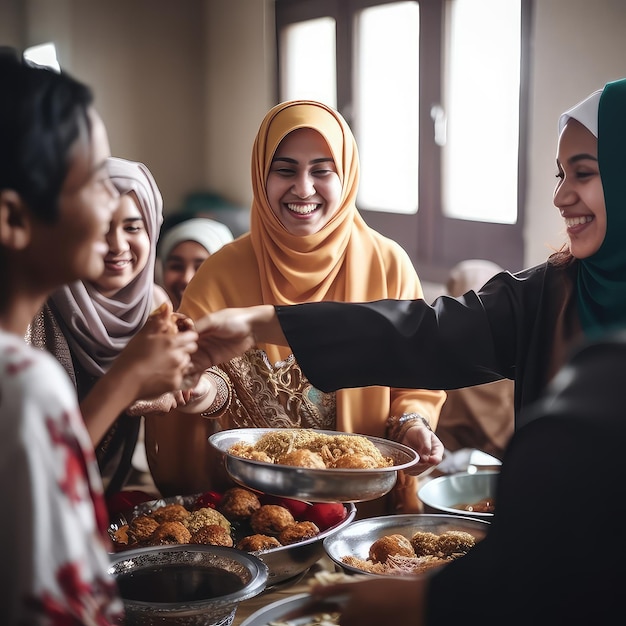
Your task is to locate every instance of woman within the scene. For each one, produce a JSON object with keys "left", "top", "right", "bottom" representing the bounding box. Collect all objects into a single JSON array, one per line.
[
  {"left": 157, "top": 217, "right": 234, "bottom": 309},
  {"left": 0, "top": 50, "right": 126, "bottom": 624},
  {"left": 146, "top": 100, "right": 446, "bottom": 516},
  {"left": 28, "top": 157, "right": 195, "bottom": 495},
  {"left": 194, "top": 79, "right": 626, "bottom": 428}
]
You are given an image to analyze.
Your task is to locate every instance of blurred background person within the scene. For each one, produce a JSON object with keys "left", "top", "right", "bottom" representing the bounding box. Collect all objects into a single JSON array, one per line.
[
  {"left": 157, "top": 217, "right": 234, "bottom": 309},
  {"left": 434, "top": 259, "right": 515, "bottom": 460}
]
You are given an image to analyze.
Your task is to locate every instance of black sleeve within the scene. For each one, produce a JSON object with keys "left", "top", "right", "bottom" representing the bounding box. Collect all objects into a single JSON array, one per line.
[{"left": 275, "top": 294, "right": 506, "bottom": 393}]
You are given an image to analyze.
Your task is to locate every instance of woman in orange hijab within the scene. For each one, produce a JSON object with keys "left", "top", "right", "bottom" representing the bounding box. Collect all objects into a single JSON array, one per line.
[{"left": 145, "top": 100, "right": 445, "bottom": 516}]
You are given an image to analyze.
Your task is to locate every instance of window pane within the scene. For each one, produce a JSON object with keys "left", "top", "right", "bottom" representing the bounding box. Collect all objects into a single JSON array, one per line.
[
  {"left": 280, "top": 17, "right": 337, "bottom": 108},
  {"left": 354, "top": 2, "right": 420, "bottom": 214},
  {"left": 443, "top": 0, "right": 521, "bottom": 224}
]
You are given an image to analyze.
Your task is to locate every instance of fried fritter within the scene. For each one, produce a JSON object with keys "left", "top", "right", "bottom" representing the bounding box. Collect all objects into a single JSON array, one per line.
[
  {"left": 219, "top": 487, "right": 261, "bottom": 522},
  {"left": 127, "top": 514, "right": 159, "bottom": 543},
  {"left": 148, "top": 521, "right": 191, "bottom": 545},
  {"left": 410, "top": 531, "right": 441, "bottom": 556},
  {"left": 277, "top": 449, "right": 326, "bottom": 469},
  {"left": 190, "top": 524, "right": 233, "bottom": 547},
  {"left": 331, "top": 453, "right": 380, "bottom": 469},
  {"left": 236, "top": 534, "right": 281, "bottom": 551},
  {"left": 436, "top": 530, "right": 476, "bottom": 557},
  {"left": 369, "top": 534, "right": 416, "bottom": 563},
  {"left": 151, "top": 503, "right": 190, "bottom": 524},
  {"left": 183, "top": 507, "right": 231, "bottom": 534},
  {"left": 250, "top": 504, "right": 295, "bottom": 536},
  {"left": 278, "top": 521, "right": 320, "bottom": 545}
]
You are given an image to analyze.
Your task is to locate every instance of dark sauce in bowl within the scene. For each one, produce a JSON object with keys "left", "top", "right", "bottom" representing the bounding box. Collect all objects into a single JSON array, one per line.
[{"left": 117, "top": 564, "right": 244, "bottom": 603}]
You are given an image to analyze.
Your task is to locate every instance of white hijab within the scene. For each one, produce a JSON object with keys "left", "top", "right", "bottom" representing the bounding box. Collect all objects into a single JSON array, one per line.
[{"left": 49, "top": 157, "right": 163, "bottom": 377}]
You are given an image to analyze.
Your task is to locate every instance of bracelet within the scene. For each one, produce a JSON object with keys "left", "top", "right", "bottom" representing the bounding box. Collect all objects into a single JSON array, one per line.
[
  {"left": 200, "top": 368, "right": 232, "bottom": 417},
  {"left": 386, "top": 412, "right": 432, "bottom": 441}
]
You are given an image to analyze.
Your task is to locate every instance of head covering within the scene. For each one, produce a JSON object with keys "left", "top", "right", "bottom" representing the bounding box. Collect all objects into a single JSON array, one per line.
[
  {"left": 158, "top": 217, "right": 234, "bottom": 262},
  {"left": 249, "top": 99, "right": 394, "bottom": 306},
  {"left": 49, "top": 157, "right": 163, "bottom": 376},
  {"left": 559, "top": 79, "right": 626, "bottom": 337},
  {"left": 446, "top": 259, "right": 504, "bottom": 298}
]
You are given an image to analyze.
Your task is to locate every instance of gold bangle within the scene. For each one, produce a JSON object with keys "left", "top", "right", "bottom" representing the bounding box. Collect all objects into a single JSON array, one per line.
[
  {"left": 387, "top": 413, "right": 431, "bottom": 441},
  {"left": 200, "top": 368, "right": 232, "bottom": 417}
]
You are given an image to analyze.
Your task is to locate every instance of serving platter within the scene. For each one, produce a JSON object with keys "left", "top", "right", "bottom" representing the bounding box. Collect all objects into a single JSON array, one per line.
[
  {"left": 209, "top": 428, "right": 419, "bottom": 503},
  {"left": 239, "top": 593, "right": 340, "bottom": 626},
  {"left": 323, "top": 513, "right": 490, "bottom": 576},
  {"left": 108, "top": 492, "right": 356, "bottom": 586}
]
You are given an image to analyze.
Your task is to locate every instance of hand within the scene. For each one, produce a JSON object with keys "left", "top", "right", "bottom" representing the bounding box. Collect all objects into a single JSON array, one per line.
[
  {"left": 191, "top": 305, "right": 280, "bottom": 371},
  {"left": 402, "top": 423, "right": 445, "bottom": 476},
  {"left": 111, "top": 308, "right": 198, "bottom": 401},
  {"left": 311, "top": 577, "right": 427, "bottom": 626}
]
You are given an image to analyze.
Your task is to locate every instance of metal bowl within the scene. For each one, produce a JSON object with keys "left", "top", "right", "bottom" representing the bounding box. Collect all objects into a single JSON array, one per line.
[
  {"left": 109, "top": 494, "right": 357, "bottom": 587},
  {"left": 209, "top": 428, "right": 419, "bottom": 503},
  {"left": 108, "top": 544, "right": 268, "bottom": 626},
  {"left": 238, "top": 593, "right": 327, "bottom": 626},
  {"left": 418, "top": 470, "right": 499, "bottom": 519},
  {"left": 324, "top": 513, "right": 490, "bottom": 576}
]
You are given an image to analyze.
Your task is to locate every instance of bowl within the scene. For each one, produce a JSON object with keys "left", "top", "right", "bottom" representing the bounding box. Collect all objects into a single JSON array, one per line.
[
  {"left": 417, "top": 470, "right": 499, "bottom": 519},
  {"left": 323, "top": 513, "right": 490, "bottom": 576},
  {"left": 108, "top": 493, "right": 357, "bottom": 587},
  {"left": 238, "top": 593, "right": 337, "bottom": 626},
  {"left": 109, "top": 544, "right": 268, "bottom": 625},
  {"left": 209, "top": 428, "right": 419, "bottom": 503}
]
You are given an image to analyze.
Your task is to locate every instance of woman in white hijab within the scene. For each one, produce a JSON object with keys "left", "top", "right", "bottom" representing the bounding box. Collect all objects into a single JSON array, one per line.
[
  {"left": 158, "top": 217, "right": 234, "bottom": 309},
  {"left": 27, "top": 157, "right": 198, "bottom": 495}
]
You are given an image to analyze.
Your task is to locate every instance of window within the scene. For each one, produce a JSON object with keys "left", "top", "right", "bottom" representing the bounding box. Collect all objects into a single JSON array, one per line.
[{"left": 275, "top": 0, "right": 532, "bottom": 281}]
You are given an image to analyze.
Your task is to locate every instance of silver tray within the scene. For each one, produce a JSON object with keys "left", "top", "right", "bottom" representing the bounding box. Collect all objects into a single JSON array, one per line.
[
  {"left": 239, "top": 593, "right": 333, "bottom": 626},
  {"left": 108, "top": 493, "right": 356, "bottom": 587},
  {"left": 323, "top": 513, "right": 490, "bottom": 576},
  {"left": 209, "top": 428, "right": 419, "bottom": 503}
]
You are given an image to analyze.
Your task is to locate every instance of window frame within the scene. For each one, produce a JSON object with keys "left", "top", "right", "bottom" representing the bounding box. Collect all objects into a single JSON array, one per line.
[{"left": 275, "top": 0, "right": 533, "bottom": 282}]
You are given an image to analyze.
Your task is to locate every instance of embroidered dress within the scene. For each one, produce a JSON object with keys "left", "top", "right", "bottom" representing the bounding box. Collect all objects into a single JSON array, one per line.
[{"left": 0, "top": 330, "right": 123, "bottom": 625}]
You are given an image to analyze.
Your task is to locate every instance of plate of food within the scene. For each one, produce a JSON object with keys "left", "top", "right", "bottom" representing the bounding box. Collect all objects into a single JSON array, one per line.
[
  {"left": 323, "top": 513, "right": 490, "bottom": 577},
  {"left": 108, "top": 486, "right": 356, "bottom": 586},
  {"left": 209, "top": 428, "right": 419, "bottom": 503}
]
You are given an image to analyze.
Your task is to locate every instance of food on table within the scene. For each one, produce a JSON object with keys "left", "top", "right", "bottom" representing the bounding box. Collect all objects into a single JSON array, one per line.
[
  {"left": 218, "top": 486, "right": 261, "bottom": 522},
  {"left": 250, "top": 504, "right": 296, "bottom": 535},
  {"left": 278, "top": 521, "right": 320, "bottom": 545},
  {"left": 190, "top": 524, "right": 234, "bottom": 547},
  {"left": 341, "top": 529, "right": 477, "bottom": 575},
  {"left": 236, "top": 534, "right": 282, "bottom": 551},
  {"left": 109, "top": 486, "right": 343, "bottom": 555},
  {"left": 369, "top": 533, "right": 415, "bottom": 563},
  {"left": 228, "top": 429, "right": 393, "bottom": 469},
  {"left": 452, "top": 496, "right": 496, "bottom": 513},
  {"left": 148, "top": 520, "right": 191, "bottom": 545}
]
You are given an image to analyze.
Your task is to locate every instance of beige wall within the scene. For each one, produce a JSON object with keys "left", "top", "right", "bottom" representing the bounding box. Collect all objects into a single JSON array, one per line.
[{"left": 2, "top": 0, "right": 626, "bottom": 268}]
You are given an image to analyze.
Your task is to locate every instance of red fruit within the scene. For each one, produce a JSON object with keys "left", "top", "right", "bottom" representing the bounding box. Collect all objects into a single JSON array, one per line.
[
  {"left": 260, "top": 495, "right": 311, "bottom": 520},
  {"left": 193, "top": 491, "right": 223, "bottom": 510},
  {"left": 106, "top": 490, "right": 153, "bottom": 518},
  {"left": 306, "top": 503, "right": 347, "bottom": 531}
]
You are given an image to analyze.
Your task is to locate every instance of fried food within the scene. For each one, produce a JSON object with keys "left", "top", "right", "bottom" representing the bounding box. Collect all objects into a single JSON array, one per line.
[
  {"left": 278, "top": 521, "right": 320, "bottom": 545},
  {"left": 151, "top": 503, "right": 190, "bottom": 524},
  {"left": 228, "top": 429, "right": 392, "bottom": 469},
  {"left": 148, "top": 521, "right": 191, "bottom": 545},
  {"left": 127, "top": 514, "right": 160, "bottom": 543},
  {"left": 331, "top": 453, "right": 380, "bottom": 469},
  {"left": 410, "top": 531, "right": 441, "bottom": 556},
  {"left": 236, "top": 534, "right": 281, "bottom": 551},
  {"left": 277, "top": 449, "right": 326, "bottom": 469},
  {"left": 436, "top": 530, "right": 476, "bottom": 557},
  {"left": 369, "top": 534, "right": 416, "bottom": 563},
  {"left": 183, "top": 507, "right": 231, "bottom": 534},
  {"left": 190, "top": 524, "right": 234, "bottom": 547},
  {"left": 250, "top": 504, "right": 295, "bottom": 536},
  {"left": 218, "top": 487, "right": 262, "bottom": 522},
  {"left": 149, "top": 302, "right": 194, "bottom": 333}
]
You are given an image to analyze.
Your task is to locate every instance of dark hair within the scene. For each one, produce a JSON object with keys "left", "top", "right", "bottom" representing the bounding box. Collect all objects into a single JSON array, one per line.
[{"left": 0, "top": 48, "right": 94, "bottom": 223}]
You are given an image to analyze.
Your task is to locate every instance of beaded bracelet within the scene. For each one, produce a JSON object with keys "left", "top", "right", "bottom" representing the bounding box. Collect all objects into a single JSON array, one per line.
[
  {"left": 386, "top": 412, "right": 432, "bottom": 441},
  {"left": 200, "top": 368, "right": 233, "bottom": 417}
]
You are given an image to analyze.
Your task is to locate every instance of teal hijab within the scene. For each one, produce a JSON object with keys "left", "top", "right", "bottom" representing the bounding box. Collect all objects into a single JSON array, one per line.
[{"left": 561, "top": 78, "right": 626, "bottom": 337}]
